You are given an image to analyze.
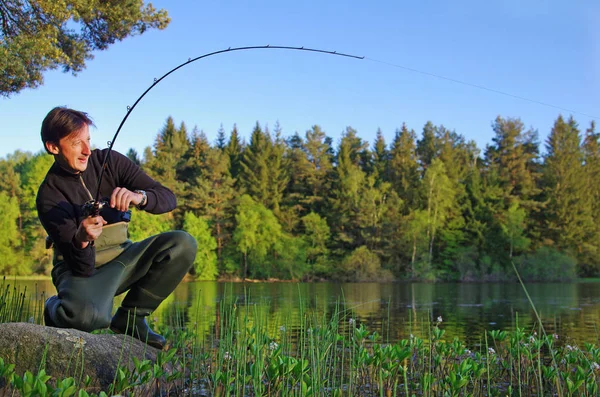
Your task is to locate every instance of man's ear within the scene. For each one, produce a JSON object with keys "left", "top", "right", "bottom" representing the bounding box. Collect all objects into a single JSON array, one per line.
[{"left": 45, "top": 141, "right": 60, "bottom": 155}]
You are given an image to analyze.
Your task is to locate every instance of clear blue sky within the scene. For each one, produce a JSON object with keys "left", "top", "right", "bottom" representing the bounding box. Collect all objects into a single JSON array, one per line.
[{"left": 1, "top": 0, "right": 598, "bottom": 159}]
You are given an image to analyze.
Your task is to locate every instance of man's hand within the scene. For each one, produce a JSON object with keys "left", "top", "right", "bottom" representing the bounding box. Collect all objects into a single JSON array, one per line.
[
  {"left": 110, "top": 187, "right": 144, "bottom": 211},
  {"left": 74, "top": 215, "right": 107, "bottom": 249}
]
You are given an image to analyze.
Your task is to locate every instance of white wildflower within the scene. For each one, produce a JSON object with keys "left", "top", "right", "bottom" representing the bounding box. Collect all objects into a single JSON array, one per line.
[
  {"left": 592, "top": 362, "right": 600, "bottom": 371},
  {"left": 279, "top": 325, "right": 286, "bottom": 333},
  {"left": 553, "top": 334, "right": 559, "bottom": 340},
  {"left": 436, "top": 316, "right": 443, "bottom": 323},
  {"left": 488, "top": 347, "right": 495, "bottom": 355},
  {"left": 224, "top": 352, "right": 231, "bottom": 361},
  {"left": 269, "top": 341, "right": 279, "bottom": 351},
  {"left": 349, "top": 318, "right": 356, "bottom": 326},
  {"left": 529, "top": 336, "right": 535, "bottom": 343}
]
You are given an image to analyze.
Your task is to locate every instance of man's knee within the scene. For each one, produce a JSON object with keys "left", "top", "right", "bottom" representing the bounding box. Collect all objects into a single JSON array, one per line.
[
  {"left": 161, "top": 230, "right": 197, "bottom": 263},
  {"left": 50, "top": 296, "right": 111, "bottom": 332}
]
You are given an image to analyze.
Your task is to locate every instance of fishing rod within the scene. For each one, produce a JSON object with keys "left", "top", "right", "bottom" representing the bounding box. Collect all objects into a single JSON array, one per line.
[{"left": 83, "top": 45, "right": 364, "bottom": 215}]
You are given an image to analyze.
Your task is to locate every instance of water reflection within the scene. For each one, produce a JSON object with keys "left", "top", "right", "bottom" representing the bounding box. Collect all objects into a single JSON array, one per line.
[{"left": 9, "top": 279, "right": 600, "bottom": 347}]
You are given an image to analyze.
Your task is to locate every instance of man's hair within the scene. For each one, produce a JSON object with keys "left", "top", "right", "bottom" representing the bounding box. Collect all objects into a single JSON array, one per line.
[{"left": 41, "top": 107, "right": 95, "bottom": 154}]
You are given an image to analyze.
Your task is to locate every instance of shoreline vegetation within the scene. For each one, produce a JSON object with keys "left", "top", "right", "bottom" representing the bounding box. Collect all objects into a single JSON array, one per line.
[
  {"left": 1, "top": 114, "right": 599, "bottom": 283},
  {"left": 1, "top": 282, "right": 600, "bottom": 396}
]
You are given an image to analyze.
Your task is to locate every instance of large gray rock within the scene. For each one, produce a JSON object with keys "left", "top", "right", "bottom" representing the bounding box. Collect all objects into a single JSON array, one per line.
[{"left": 0, "top": 322, "right": 178, "bottom": 394}]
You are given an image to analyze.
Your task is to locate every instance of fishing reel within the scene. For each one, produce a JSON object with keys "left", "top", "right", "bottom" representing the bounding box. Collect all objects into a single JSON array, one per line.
[
  {"left": 81, "top": 199, "right": 132, "bottom": 222},
  {"left": 81, "top": 199, "right": 108, "bottom": 217}
]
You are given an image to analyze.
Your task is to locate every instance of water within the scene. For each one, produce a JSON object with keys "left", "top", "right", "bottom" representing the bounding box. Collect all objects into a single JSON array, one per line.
[{"left": 8, "top": 279, "right": 600, "bottom": 348}]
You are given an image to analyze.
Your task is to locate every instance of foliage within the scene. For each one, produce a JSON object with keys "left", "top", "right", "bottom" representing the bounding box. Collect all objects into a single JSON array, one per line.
[
  {"left": 127, "top": 209, "right": 173, "bottom": 242},
  {"left": 4, "top": 113, "right": 600, "bottom": 281},
  {"left": 1, "top": 0, "right": 170, "bottom": 96},
  {"left": 6, "top": 288, "right": 600, "bottom": 397},
  {"left": 182, "top": 211, "right": 217, "bottom": 280},
  {"left": 514, "top": 246, "right": 577, "bottom": 281},
  {"left": 340, "top": 246, "right": 393, "bottom": 281}
]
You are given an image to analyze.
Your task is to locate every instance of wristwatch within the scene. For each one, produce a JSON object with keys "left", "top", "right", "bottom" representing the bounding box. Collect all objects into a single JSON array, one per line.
[{"left": 134, "top": 190, "right": 147, "bottom": 210}]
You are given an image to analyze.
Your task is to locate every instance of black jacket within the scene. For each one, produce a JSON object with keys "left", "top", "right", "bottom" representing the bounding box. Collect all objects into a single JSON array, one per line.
[{"left": 36, "top": 149, "right": 176, "bottom": 277}]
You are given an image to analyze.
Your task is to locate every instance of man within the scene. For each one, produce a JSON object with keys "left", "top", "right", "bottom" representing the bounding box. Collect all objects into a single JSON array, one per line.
[{"left": 37, "top": 106, "right": 197, "bottom": 350}]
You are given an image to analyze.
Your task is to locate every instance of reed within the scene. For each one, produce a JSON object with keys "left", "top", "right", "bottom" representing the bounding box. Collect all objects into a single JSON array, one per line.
[{"left": 0, "top": 280, "right": 599, "bottom": 396}]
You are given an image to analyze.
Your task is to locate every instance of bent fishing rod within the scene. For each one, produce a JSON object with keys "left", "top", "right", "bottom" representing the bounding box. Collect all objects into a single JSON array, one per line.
[{"left": 84, "top": 45, "right": 364, "bottom": 215}]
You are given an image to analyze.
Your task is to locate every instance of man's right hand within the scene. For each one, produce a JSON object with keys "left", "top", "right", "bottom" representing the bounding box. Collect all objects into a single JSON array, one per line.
[{"left": 74, "top": 216, "right": 107, "bottom": 249}]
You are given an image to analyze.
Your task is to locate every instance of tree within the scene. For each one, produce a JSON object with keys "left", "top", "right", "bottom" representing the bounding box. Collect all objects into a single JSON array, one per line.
[
  {"left": 301, "top": 212, "right": 331, "bottom": 276},
  {"left": 423, "top": 159, "right": 456, "bottom": 268},
  {"left": 239, "top": 121, "right": 269, "bottom": 203},
  {"left": 582, "top": 121, "right": 600, "bottom": 273},
  {"left": 128, "top": 209, "right": 173, "bottom": 242},
  {"left": 233, "top": 194, "right": 282, "bottom": 279},
  {"left": 225, "top": 124, "right": 242, "bottom": 180},
  {"left": 329, "top": 128, "right": 367, "bottom": 254},
  {"left": 542, "top": 115, "right": 591, "bottom": 259},
  {"left": 17, "top": 152, "right": 54, "bottom": 272},
  {"left": 372, "top": 128, "right": 389, "bottom": 184},
  {"left": 389, "top": 124, "right": 419, "bottom": 210},
  {"left": 186, "top": 147, "right": 236, "bottom": 268},
  {"left": 500, "top": 202, "right": 530, "bottom": 258},
  {"left": 144, "top": 117, "right": 189, "bottom": 222},
  {"left": 0, "top": 191, "right": 22, "bottom": 274},
  {"left": 298, "top": 125, "right": 334, "bottom": 215},
  {"left": 126, "top": 148, "right": 141, "bottom": 166},
  {"left": 1, "top": 0, "right": 170, "bottom": 96},
  {"left": 215, "top": 124, "right": 227, "bottom": 150},
  {"left": 416, "top": 121, "right": 437, "bottom": 174},
  {"left": 183, "top": 211, "right": 218, "bottom": 280},
  {"left": 485, "top": 116, "right": 540, "bottom": 204}
]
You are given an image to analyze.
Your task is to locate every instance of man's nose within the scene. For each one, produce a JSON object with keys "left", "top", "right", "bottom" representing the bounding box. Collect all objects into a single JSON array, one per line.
[{"left": 82, "top": 141, "right": 91, "bottom": 154}]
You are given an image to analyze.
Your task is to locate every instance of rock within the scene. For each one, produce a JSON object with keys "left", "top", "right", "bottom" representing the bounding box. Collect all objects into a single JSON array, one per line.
[{"left": 0, "top": 322, "right": 175, "bottom": 394}]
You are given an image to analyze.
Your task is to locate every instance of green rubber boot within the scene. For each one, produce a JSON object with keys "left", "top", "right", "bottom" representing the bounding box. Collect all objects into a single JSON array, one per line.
[{"left": 110, "top": 307, "right": 166, "bottom": 350}]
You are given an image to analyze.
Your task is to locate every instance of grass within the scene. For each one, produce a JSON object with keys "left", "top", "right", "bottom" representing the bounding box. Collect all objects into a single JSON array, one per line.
[{"left": 1, "top": 279, "right": 600, "bottom": 396}]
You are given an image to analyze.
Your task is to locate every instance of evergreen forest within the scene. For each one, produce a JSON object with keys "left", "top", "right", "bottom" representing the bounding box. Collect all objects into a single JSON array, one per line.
[{"left": 2, "top": 114, "right": 598, "bottom": 282}]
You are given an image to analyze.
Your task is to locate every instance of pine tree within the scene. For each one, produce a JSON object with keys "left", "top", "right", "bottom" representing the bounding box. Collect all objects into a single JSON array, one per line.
[
  {"left": 389, "top": 123, "right": 420, "bottom": 210},
  {"left": 372, "top": 128, "right": 389, "bottom": 185},
  {"left": 485, "top": 116, "right": 540, "bottom": 204},
  {"left": 145, "top": 117, "right": 190, "bottom": 196},
  {"left": 225, "top": 124, "right": 243, "bottom": 180},
  {"left": 582, "top": 121, "right": 600, "bottom": 273},
  {"left": 542, "top": 115, "right": 592, "bottom": 261},
  {"left": 416, "top": 121, "right": 437, "bottom": 174},
  {"left": 126, "top": 148, "right": 141, "bottom": 166},
  {"left": 239, "top": 122, "right": 271, "bottom": 206},
  {"left": 187, "top": 148, "right": 237, "bottom": 269},
  {"left": 216, "top": 123, "right": 227, "bottom": 150},
  {"left": 329, "top": 129, "right": 368, "bottom": 254},
  {"left": 301, "top": 125, "right": 334, "bottom": 214},
  {"left": 268, "top": 121, "right": 290, "bottom": 215}
]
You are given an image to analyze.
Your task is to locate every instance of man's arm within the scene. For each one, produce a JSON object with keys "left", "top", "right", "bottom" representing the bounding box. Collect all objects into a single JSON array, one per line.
[
  {"left": 108, "top": 150, "right": 176, "bottom": 214},
  {"left": 37, "top": 195, "right": 100, "bottom": 277}
]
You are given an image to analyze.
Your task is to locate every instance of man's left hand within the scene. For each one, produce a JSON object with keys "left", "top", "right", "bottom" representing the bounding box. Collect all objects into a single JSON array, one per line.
[{"left": 110, "top": 187, "right": 144, "bottom": 211}]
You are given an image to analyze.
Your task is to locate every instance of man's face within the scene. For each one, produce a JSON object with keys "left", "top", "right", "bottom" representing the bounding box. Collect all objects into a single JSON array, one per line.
[{"left": 47, "top": 125, "right": 92, "bottom": 173}]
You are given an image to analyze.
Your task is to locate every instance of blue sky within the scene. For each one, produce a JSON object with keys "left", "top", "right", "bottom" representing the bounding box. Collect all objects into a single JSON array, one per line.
[{"left": 1, "top": 0, "right": 598, "bottom": 159}]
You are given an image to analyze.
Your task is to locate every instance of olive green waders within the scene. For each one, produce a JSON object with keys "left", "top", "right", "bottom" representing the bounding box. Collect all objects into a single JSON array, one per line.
[{"left": 44, "top": 230, "right": 197, "bottom": 349}]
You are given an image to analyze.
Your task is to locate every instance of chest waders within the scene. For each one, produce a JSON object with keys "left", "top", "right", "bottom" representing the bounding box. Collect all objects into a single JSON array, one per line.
[{"left": 45, "top": 230, "right": 197, "bottom": 350}]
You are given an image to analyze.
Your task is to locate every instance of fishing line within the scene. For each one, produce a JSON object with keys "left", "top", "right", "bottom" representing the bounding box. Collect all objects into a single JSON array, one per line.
[{"left": 366, "top": 56, "right": 599, "bottom": 120}]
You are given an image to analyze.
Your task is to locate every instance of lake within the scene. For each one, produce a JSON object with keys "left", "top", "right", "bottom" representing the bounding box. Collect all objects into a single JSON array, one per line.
[{"left": 7, "top": 278, "right": 600, "bottom": 348}]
